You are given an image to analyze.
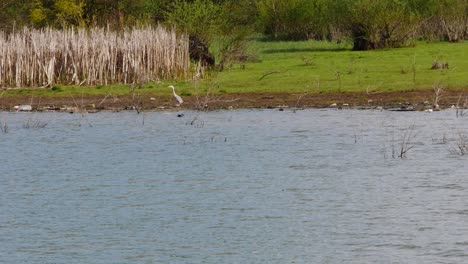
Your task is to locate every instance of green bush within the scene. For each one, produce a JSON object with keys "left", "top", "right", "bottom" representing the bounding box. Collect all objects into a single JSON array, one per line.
[
  {"left": 410, "top": 0, "right": 467, "bottom": 41},
  {"left": 337, "top": 0, "right": 420, "bottom": 50},
  {"left": 165, "top": 0, "right": 225, "bottom": 45},
  {"left": 256, "top": 0, "right": 334, "bottom": 41},
  {"left": 257, "top": 0, "right": 313, "bottom": 40},
  {"left": 435, "top": 0, "right": 468, "bottom": 42},
  {"left": 165, "top": 0, "right": 255, "bottom": 68}
]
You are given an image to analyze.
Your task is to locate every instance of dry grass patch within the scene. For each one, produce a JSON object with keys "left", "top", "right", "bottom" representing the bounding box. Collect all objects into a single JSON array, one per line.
[{"left": 0, "top": 26, "right": 189, "bottom": 88}]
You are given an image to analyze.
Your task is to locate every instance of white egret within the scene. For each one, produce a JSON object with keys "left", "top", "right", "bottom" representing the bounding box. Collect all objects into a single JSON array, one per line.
[{"left": 169, "top": 85, "right": 183, "bottom": 105}]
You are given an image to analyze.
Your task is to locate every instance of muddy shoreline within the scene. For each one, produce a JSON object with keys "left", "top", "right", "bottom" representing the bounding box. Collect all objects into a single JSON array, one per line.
[{"left": 1, "top": 90, "right": 466, "bottom": 112}]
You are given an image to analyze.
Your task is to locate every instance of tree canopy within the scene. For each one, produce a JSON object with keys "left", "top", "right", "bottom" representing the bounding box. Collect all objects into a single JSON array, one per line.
[{"left": 1, "top": 0, "right": 466, "bottom": 51}]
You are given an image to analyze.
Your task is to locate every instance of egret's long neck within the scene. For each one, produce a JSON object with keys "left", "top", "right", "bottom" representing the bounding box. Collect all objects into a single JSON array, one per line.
[{"left": 171, "top": 88, "right": 176, "bottom": 96}]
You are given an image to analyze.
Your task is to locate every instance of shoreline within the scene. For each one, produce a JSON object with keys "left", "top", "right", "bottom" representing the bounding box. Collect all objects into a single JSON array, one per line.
[{"left": 1, "top": 89, "right": 466, "bottom": 112}]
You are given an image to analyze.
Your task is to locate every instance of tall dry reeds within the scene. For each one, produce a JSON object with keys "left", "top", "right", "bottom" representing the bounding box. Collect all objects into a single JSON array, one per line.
[{"left": 0, "top": 26, "right": 189, "bottom": 88}]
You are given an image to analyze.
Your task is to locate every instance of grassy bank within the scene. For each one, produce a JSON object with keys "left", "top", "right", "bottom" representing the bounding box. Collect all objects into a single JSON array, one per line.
[
  {"left": 1, "top": 39, "right": 468, "bottom": 109},
  {"left": 216, "top": 40, "right": 468, "bottom": 94}
]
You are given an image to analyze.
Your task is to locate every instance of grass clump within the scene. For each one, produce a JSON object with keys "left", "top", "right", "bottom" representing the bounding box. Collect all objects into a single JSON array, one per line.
[{"left": 51, "top": 86, "right": 63, "bottom": 92}]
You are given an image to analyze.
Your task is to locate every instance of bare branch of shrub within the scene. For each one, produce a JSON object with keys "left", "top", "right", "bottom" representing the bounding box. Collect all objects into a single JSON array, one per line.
[
  {"left": 456, "top": 93, "right": 468, "bottom": 117},
  {"left": 450, "top": 132, "right": 468, "bottom": 156},
  {"left": 398, "top": 124, "right": 417, "bottom": 159},
  {"left": 0, "top": 119, "right": 8, "bottom": 133},
  {"left": 23, "top": 117, "right": 48, "bottom": 129}
]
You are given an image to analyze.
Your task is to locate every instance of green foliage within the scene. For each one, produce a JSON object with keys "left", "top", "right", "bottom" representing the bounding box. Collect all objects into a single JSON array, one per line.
[
  {"left": 80, "top": 0, "right": 157, "bottom": 28},
  {"left": 141, "top": 0, "right": 172, "bottom": 22},
  {"left": 27, "top": 0, "right": 86, "bottom": 28},
  {"left": 0, "top": 0, "right": 31, "bottom": 31},
  {"left": 165, "top": 0, "right": 255, "bottom": 67},
  {"left": 435, "top": 0, "right": 468, "bottom": 41},
  {"left": 257, "top": 0, "right": 326, "bottom": 40},
  {"left": 29, "top": 1, "right": 48, "bottom": 26},
  {"left": 54, "top": 0, "right": 85, "bottom": 27},
  {"left": 1, "top": 0, "right": 467, "bottom": 51},
  {"left": 337, "top": 0, "right": 420, "bottom": 50},
  {"left": 165, "top": 0, "right": 225, "bottom": 44},
  {"left": 255, "top": 0, "right": 466, "bottom": 47}
]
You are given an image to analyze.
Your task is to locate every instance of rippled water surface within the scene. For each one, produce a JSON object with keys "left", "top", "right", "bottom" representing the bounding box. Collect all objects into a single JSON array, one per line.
[{"left": 1, "top": 109, "right": 468, "bottom": 263}]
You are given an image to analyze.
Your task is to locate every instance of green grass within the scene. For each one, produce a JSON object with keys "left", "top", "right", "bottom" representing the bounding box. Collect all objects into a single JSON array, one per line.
[
  {"left": 216, "top": 39, "right": 468, "bottom": 94},
  {"left": 3, "top": 39, "right": 468, "bottom": 98}
]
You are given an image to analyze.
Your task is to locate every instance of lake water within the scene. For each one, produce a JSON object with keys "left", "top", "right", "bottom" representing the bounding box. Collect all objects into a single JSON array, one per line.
[{"left": 1, "top": 109, "right": 468, "bottom": 263}]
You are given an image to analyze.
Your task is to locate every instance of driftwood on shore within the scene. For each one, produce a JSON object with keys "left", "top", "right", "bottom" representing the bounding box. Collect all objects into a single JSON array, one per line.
[{"left": 0, "top": 26, "right": 189, "bottom": 88}]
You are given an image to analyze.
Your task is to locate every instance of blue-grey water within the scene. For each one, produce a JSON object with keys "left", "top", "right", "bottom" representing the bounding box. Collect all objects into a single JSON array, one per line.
[{"left": 1, "top": 109, "right": 468, "bottom": 263}]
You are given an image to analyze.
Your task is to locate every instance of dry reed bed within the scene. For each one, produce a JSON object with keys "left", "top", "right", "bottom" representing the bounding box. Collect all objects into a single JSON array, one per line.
[{"left": 0, "top": 26, "right": 189, "bottom": 88}]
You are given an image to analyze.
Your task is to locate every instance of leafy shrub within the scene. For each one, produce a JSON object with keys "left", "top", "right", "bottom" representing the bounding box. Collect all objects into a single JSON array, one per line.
[
  {"left": 257, "top": 0, "right": 320, "bottom": 40},
  {"left": 165, "top": 0, "right": 224, "bottom": 46},
  {"left": 338, "top": 0, "right": 420, "bottom": 50},
  {"left": 165, "top": 0, "right": 255, "bottom": 68}
]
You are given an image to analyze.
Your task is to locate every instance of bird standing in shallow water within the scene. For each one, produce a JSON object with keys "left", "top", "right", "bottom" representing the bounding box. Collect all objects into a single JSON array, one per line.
[{"left": 169, "top": 85, "right": 183, "bottom": 105}]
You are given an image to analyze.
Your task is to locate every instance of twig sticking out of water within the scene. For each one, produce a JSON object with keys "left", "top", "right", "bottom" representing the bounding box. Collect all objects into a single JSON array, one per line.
[
  {"left": 386, "top": 123, "right": 417, "bottom": 159},
  {"left": 68, "top": 89, "right": 93, "bottom": 127},
  {"left": 0, "top": 119, "right": 8, "bottom": 133},
  {"left": 456, "top": 93, "right": 468, "bottom": 117},
  {"left": 130, "top": 84, "right": 143, "bottom": 114},
  {"left": 431, "top": 133, "right": 447, "bottom": 145},
  {"left": 450, "top": 132, "right": 468, "bottom": 156},
  {"left": 23, "top": 117, "right": 48, "bottom": 129},
  {"left": 186, "top": 116, "right": 205, "bottom": 128},
  {"left": 398, "top": 124, "right": 416, "bottom": 159},
  {"left": 353, "top": 127, "right": 362, "bottom": 144}
]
